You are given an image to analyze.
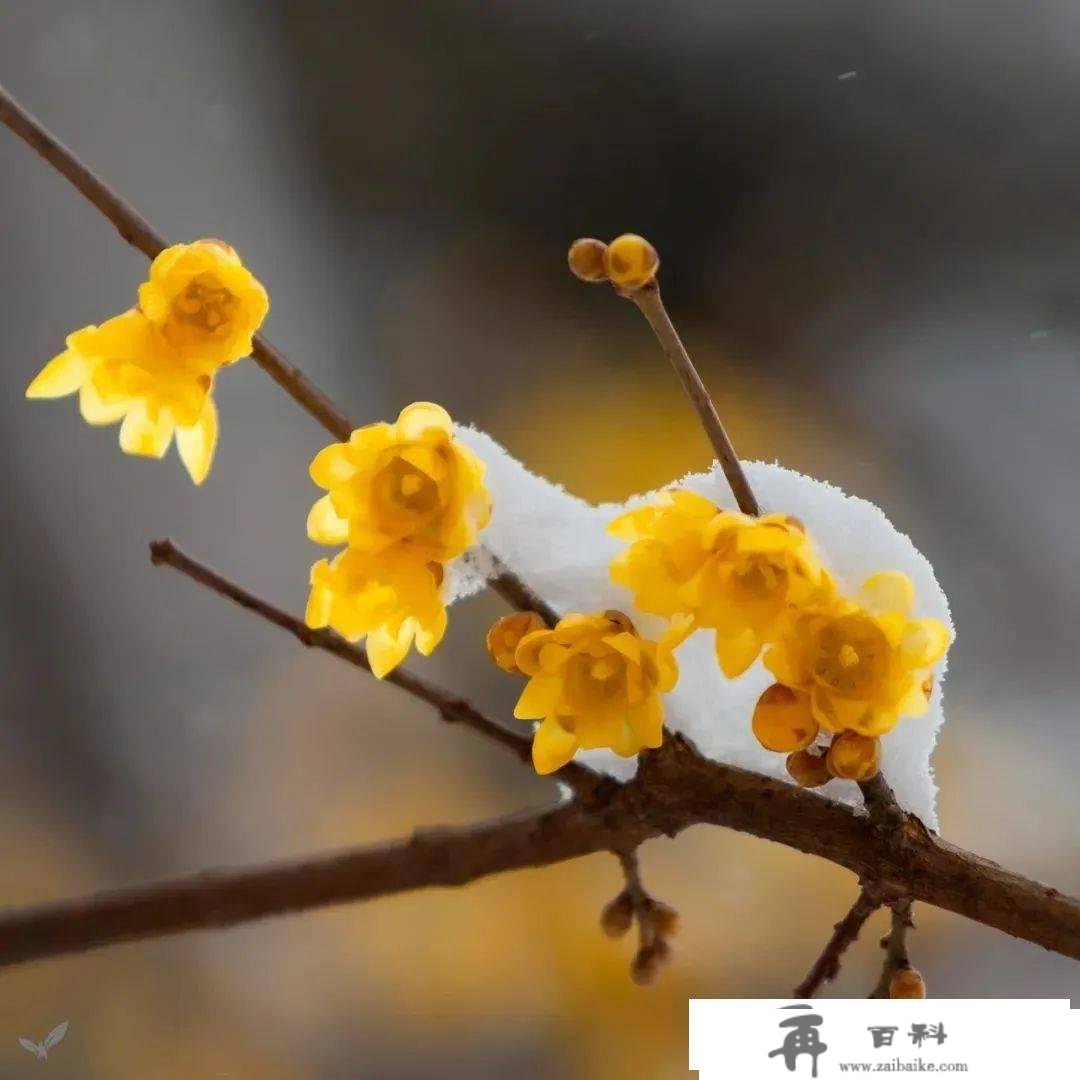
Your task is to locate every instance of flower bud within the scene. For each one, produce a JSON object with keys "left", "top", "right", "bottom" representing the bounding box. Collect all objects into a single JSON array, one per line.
[
  {"left": 786, "top": 748, "right": 832, "bottom": 788},
  {"left": 645, "top": 900, "right": 680, "bottom": 938},
  {"left": 568, "top": 238, "right": 609, "bottom": 282},
  {"left": 827, "top": 731, "right": 882, "bottom": 781},
  {"left": 605, "top": 233, "right": 659, "bottom": 289},
  {"left": 630, "top": 938, "right": 672, "bottom": 986},
  {"left": 486, "top": 611, "right": 546, "bottom": 674},
  {"left": 600, "top": 890, "right": 635, "bottom": 939},
  {"left": 889, "top": 967, "right": 927, "bottom": 999},
  {"left": 752, "top": 684, "right": 819, "bottom": 753}
]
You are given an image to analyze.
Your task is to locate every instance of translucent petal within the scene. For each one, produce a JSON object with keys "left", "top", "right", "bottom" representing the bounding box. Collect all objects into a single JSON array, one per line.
[
  {"left": 78, "top": 382, "right": 127, "bottom": 426},
  {"left": 118, "top": 403, "right": 175, "bottom": 459},
  {"left": 307, "top": 494, "right": 350, "bottom": 546},
  {"left": 900, "top": 619, "right": 950, "bottom": 668},
  {"left": 531, "top": 717, "right": 577, "bottom": 775},
  {"left": 396, "top": 401, "right": 453, "bottom": 441},
  {"left": 176, "top": 397, "right": 218, "bottom": 485},
  {"left": 305, "top": 580, "right": 332, "bottom": 629},
  {"left": 309, "top": 443, "right": 357, "bottom": 489},
  {"left": 858, "top": 571, "right": 914, "bottom": 617},
  {"left": 604, "top": 631, "right": 642, "bottom": 664},
  {"left": 513, "top": 675, "right": 562, "bottom": 720},
  {"left": 26, "top": 348, "right": 87, "bottom": 399},
  {"left": 367, "top": 622, "right": 414, "bottom": 678},
  {"left": 714, "top": 628, "right": 760, "bottom": 679},
  {"left": 414, "top": 603, "right": 449, "bottom": 656}
]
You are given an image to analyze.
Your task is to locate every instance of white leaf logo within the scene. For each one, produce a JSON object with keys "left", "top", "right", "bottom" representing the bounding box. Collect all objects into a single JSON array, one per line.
[{"left": 17, "top": 1021, "right": 68, "bottom": 1061}]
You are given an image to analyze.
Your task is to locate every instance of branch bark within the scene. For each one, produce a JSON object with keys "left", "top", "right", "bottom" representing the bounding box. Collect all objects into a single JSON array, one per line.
[
  {"left": 793, "top": 886, "right": 883, "bottom": 998},
  {"left": 0, "top": 737, "right": 1077, "bottom": 969}
]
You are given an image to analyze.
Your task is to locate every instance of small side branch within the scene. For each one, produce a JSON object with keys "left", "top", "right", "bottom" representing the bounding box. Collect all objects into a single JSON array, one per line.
[
  {"left": 870, "top": 899, "right": 916, "bottom": 998},
  {"left": 626, "top": 282, "right": 760, "bottom": 517},
  {"left": 601, "top": 849, "right": 679, "bottom": 986},
  {"left": 793, "top": 885, "right": 883, "bottom": 998},
  {"left": 148, "top": 539, "right": 596, "bottom": 795}
]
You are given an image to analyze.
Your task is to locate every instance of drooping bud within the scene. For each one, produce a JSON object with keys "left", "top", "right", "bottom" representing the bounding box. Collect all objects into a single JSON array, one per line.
[
  {"left": 568, "top": 237, "right": 610, "bottom": 282},
  {"left": 605, "top": 233, "right": 659, "bottom": 289},
  {"left": 630, "top": 938, "right": 672, "bottom": 986},
  {"left": 752, "top": 684, "right": 819, "bottom": 753},
  {"left": 644, "top": 899, "right": 680, "bottom": 938},
  {"left": 600, "top": 890, "right": 635, "bottom": 939},
  {"left": 827, "top": 731, "right": 882, "bottom": 781},
  {"left": 786, "top": 748, "right": 832, "bottom": 788},
  {"left": 485, "top": 611, "right": 546, "bottom": 674},
  {"left": 889, "top": 967, "right": 927, "bottom": 999}
]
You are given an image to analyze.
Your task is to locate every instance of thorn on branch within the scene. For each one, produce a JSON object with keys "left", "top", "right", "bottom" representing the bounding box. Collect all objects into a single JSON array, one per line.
[{"left": 601, "top": 849, "right": 678, "bottom": 986}]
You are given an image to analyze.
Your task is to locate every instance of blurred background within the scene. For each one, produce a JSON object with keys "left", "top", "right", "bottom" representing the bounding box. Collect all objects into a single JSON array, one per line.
[{"left": 1, "top": 1, "right": 1078, "bottom": 1076}]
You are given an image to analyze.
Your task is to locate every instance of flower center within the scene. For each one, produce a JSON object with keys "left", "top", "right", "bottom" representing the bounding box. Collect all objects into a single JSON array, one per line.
[
  {"left": 167, "top": 273, "right": 238, "bottom": 345},
  {"left": 565, "top": 650, "right": 627, "bottom": 711},
  {"left": 810, "top": 615, "right": 888, "bottom": 697},
  {"left": 373, "top": 455, "right": 443, "bottom": 530}
]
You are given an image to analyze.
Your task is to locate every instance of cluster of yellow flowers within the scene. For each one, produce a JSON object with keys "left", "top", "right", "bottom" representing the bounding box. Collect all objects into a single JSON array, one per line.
[
  {"left": 27, "top": 239, "right": 949, "bottom": 784},
  {"left": 605, "top": 489, "right": 950, "bottom": 785},
  {"left": 488, "top": 609, "right": 691, "bottom": 775},
  {"left": 26, "top": 240, "right": 268, "bottom": 483},
  {"left": 304, "top": 402, "right": 491, "bottom": 676}
]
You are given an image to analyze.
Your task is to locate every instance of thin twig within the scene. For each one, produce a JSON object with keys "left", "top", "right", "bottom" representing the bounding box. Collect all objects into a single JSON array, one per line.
[
  {"left": 488, "top": 560, "right": 560, "bottom": 628},
  {"left": 0, "top": 747, "right": 1077, "bottom": 968},
  {"left": 793, "top": 885, "right": 883, "bottom": 998},
  {"left": 626, "top": 281, "right": 760, "bottom": 516},
  {"left": 870, "top": 899, "right": 915, "bottom": 998},
  {"left": 148, "top": 539, "right": 595, "bottom": 795}
]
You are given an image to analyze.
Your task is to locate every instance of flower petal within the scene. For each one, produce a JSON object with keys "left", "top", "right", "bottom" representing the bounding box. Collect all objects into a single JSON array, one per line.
[
  {"left": 26, "top": 347, "right": 87, "bottom": 399},
  {"left": 309, "top": 442, "right": 357, "bottom": 489},
  {"left": 367, "top": 622, "right": 414, "bottom": 678},
  {"left": 714, "top": 628, "right": 760, "bottom": 679},
  {"left": 119, "top": 403, "right": 175, "bottom": 459},
  {"left": 396, "top": 401, "right": 453, "bottom": 441},
  {"left": 858, "top": 571, "right": 915, "bottom": 617},
  {"left": 176, "top": 397, "right": 218, "bottom": 485},
  {"left": 78, "top": 382, "right": 128, "bottom": 426},
  {"left": 513, "top": 675, "right": 562, "bottom": 720},
  {"left": 531, "top": 717, "right": 577, "bottom": 775},
  {"left": 307, "top": 494, "right": 350, "bottom": 546},
  {"left": 900, "top": 619, "right": 950, "bottom": 669}
]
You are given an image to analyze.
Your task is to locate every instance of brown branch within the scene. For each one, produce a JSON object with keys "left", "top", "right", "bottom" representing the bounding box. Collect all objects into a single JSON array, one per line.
[
  {"left": 870, "top": 899, "right": 915, "bottom": 998},
  {"left": 488, "top": 561, "right": 560, "bottom": 629},
  {"left": 793, "top": 885, "right": 883, "bottom": 998},
  {"left": 625, "top": 281, "right": 760, "bottom": 517},
  {"left": 0, "top": 740, "right": 1077, "bottom": 968},
  {"left": 148, "top": 539, "right": 596, "bottom": 795}
]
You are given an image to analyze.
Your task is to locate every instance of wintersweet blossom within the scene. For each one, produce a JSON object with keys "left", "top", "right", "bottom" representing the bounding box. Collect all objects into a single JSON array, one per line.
[
  {"left": 306, "top": 402, "right": 491, "bottom": 563},
  {"left": 486, "top": 611, "right": 547, "bottom": 674},
  {"left": 25, "top": 240, "right": 268, "bottom": 483},
  {"left": 760, "top": 570, "right": 950, "bottom": 740},
  {"left": 609, "top": 490, "right": 832, "bottom": 678},
  {"left": 305, "top": 546, "right": 448, "bottom": 678},
  {"left": 511, "top": 610, "right": 691, "bottom": 775}
]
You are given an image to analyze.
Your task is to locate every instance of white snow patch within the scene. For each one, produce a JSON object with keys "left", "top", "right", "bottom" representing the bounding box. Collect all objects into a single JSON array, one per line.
[{"left": 449, "top": 425, "right": 953, "bottom": 828}]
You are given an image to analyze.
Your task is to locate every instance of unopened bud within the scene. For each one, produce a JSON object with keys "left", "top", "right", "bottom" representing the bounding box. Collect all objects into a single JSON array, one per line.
[
  {"left": 630, "top": 938, "right": 672, "bottom": 987},
  {"left": 827, "top": 731, "right": 882, "bottom": 781},
  {"left": 889, "top": 967, "right": 927, "bottom": 999},
  {"left": 786, "top": 749, "right": 832, "bottom": 788},
  {"left": 568, "top": 237, "right": 609, "bottom": 282},
  {"left": 605, "top": 233, "right": 659, "bottom": 290},
  {"left": 485, "top": 611, "right": 546, "bottom": 674},
  {"left": 645, "top": 900, "right": 680, "bottom": 938},
  {"left": 600, "top": 890, "right": 635, "bottom": 939}
]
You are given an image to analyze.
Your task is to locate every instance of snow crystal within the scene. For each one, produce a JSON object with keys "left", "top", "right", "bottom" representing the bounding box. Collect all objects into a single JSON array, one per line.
[{"left": 449, "top": 425, "right": 953, "bottom": 828}]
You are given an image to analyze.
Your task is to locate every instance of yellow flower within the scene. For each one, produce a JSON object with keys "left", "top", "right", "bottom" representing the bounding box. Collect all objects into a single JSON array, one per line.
[
  {"left": 761, "top": 571, "right": 951, "bottom": 738},
  {"left": 609, "top": 490, "right": 832, "bottom": 678},
  {"left": 138, "top": 240, "right": 269, "bottom": 368},
  {"left": 306, "top": 402, "right": 491, "bottom": 562},
  {"left": 512, "top": 610, "right": 690, "bottom": 775},
  {"left": 305, "top": 546, "right": 448, "bottom": 678},
  {"left": 26, "top": 240, "right": 268, "bottom": 483}
]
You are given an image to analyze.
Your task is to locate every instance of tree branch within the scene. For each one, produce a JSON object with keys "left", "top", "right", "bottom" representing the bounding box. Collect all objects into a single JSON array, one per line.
[
  {"left": 793, "top": 885, "right": 883, "bottom": 998},
  {"left": 0, "top": 737, "right": 1076, "bottom": 969},
  {"left": 870, "top": 899, "right": 915, "bottom": 998},
  {"left": 148, "top": 539, "right": 596, "bottom": 795}
]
